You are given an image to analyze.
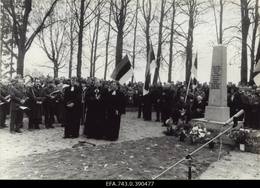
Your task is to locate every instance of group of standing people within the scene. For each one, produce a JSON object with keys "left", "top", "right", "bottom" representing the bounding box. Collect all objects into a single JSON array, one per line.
[
  {"left": 0, "top": 76, "right": 126, "bottom": 141},
  {"left": 131, "top": 81, "right": 260, "bottom": 130},
  {"left": 133, "top": 83, "right": 208, "bottom": 126},
  {"left": 1, "top": 75, "right": 260, "bottom": 142},
  {"left": 228, "top": 85, "right": 260, "bottom": 130}
]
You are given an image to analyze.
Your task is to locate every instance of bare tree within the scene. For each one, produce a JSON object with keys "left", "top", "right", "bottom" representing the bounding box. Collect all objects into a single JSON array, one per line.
[
  {"left": 140, "top": 0, "right": 154, "bottom": 62},
  {"left": 67, "top": 0, "right": 77, "bottom": 79},
  {"left": 249, "top": 0, "right": 259, "bottom": 84},
  {"left": 37, "top": 4, "right": 69, "bottom": 78},
  {"left": 104, "top": 2, "right": 112, "bottom": 80},
  {"left": 89, "top": 0, "right": 102, "bottom": 78},
  {"left": 179, "top": 0, "right": 205, "bottom": 83},
  {"left": 208, "top": 0, "right": 225, "bottom": 44},
  {"left": 111, "top": 0, "right": 132, "bottom": 66},
  {"left": 3, "top": 0, "right": 59, "bottom": 77},
  {"left": 240, "top": 0, "right": 251, "bottom": 85},
  {"left": 70, "top": 0, "right": 101, "bottom": 78},
  {"left": 153, "top": 0, "right": 167, "bottom": 84},
  {"left": 0, "top": 2, "right": 17, "bottom": 79},
  {"left": 0, "top": 1, "right": 3, "bottom": 80},
  {"left": 168, "top": 0, "right": 177, "bottom": 83},
  {"left": 131, "top": 0, "right": 139, "bottom": 83}
]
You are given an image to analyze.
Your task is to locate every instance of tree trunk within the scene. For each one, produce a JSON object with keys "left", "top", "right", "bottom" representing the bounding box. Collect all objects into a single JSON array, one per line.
[
  {"left": 185, "top": 10, "right": 194, "bottom": 83},
  {"left": 90, "top": 24, "right": 96, "bottom": 77},
  {"left": 69, "top": 17, "right": 74, "bottom": 79},
  {"left": 104, "top": 2, "right": 112, "bottom": 80},
  {"left": 240, "top": 0, "right": 250, "bottom": 85},
  {"left": 104, "top": 3, "right": 111, "bottom": 80},
  {"left": 115, "top": 27, "right": 124, "bottom": 66},
  {"left": 153, "top": 0, "right": 165, "bottom": 85},
  {"left": 249, "top": 0, "right": 259, "bottom": 84},
  {"left": 0, "top": 3, "right": 3, "bottom": 80},
  {"left": 77, "top": 0, "right": 85, "bottom": 79},
  {"left": 219, "top": 0, "right": 223, "bottom": 44},
  {"left": 168, "top": 0, "right": 176, "bottom": 83},
  {"left": 54, "top": 63, "right": 58, "bottom": 78},
  {"left": 93, "top": 6, "right": 101, "bottom": 78},
  {"left": 17, "top": 48, "right": 25, "bottom": 77},
  {"left": 10, "top": 29, "right": 15, "bottom": 79},
  {"left": 145, "top": 23, "right": 150, "bottom": 61},
  {"left": 131, "top": 0, "right": 139, "bottom": 83}
]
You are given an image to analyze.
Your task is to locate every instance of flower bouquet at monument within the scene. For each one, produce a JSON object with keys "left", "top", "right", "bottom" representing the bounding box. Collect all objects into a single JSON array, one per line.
[
  {"left": 189, "top": 123, "right": 211, "bottom": 144},
  {"left": 228, "top": 128, "right": 255, "bottom": 151}
]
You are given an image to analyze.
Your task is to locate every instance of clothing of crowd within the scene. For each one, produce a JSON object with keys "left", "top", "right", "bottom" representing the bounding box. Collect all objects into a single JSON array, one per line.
[
  {"left": 126, "top": 81, "right": 260, "bottom": 130},
  {"left": 0, "top": 75, "right": 126, "bottom": 141},
  {"left": 1, "top": 75, "right": 260, "bottom": 140}
]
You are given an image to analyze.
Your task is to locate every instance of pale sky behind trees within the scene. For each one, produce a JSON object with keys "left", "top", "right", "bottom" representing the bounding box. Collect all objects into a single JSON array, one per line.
[{"left": 22, "top": 0, "right": 253, "bottom": 85}]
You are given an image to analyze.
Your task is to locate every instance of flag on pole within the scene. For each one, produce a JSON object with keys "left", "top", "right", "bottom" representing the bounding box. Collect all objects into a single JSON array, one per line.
[
  {"left": 143, "top": 42, "right": 155, "bottom": 95},
  {"left": 111, "top": 55, "right": 133, "bottom": 84},
  {"left": 253, "top": 39, "right": 260, "bottom": 87}
]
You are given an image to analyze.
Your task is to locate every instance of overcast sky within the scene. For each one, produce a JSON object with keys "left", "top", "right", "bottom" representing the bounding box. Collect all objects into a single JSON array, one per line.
[{"left": 21, "top": 0, "right": 255, "bottom": 84}]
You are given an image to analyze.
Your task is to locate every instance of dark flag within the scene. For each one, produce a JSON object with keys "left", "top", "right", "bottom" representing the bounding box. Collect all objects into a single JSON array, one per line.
[
  {"left": 253, "top": 39, "right": 260, "bottom": 86},
  {"left": 143, "top": 42, "right": 155, "bottom": 95},
  {"left": 111, "top": 55, "right": 133, "bottom": 84}
]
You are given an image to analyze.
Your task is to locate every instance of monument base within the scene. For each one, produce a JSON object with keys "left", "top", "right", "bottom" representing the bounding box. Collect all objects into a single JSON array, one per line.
[
  {"left": 190, "top": 118, "right": 260, "bottom": 154},
  {"left": 190, "top": 118, "right": 243, "bottom": 146},
  {"left": 205, "top": 106, "right": 230, "bottom": 123}
]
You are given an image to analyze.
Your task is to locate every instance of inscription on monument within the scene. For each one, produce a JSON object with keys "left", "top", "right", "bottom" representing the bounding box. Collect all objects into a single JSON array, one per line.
[{"left": 210, "top": 65, "right": 222, "bottom": 89}]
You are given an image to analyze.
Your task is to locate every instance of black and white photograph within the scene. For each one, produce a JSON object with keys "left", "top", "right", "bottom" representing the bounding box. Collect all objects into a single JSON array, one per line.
[{"left": 0, "top": 0, "right": 260, "bottom": 181}]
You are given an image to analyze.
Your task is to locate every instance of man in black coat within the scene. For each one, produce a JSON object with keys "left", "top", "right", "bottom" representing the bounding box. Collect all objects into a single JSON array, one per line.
[
  {"left": 9, "top": 77, "right": 26, "bottom": 133},
  {"left": 160, "top": 88, "right": 173, "bottom": 126},
  {"left": 63, "top": 78, "right": 82, "bottom": 138},
  {"left": 26, "top": 78, "right": 45, "bottom": 130},
  {"left": 43, "top": 81, "right": 56, "bottom": 129},
  {"left": 151, "top": 84, "right": 162, "bottom": 122},
  {"left": 227, "top": 86, "right": 243, "bottom": 120},
  {"left": 84, "top": 80, "right": 106, "bottom": 139},
  {"left": 0, "top": 82, "right": 9, "bottom": 128},
  {"left": 135, "top": 86, "right": 143, "bottom": 119},
  {"left": 104, "top": 81, "right": 126, "bottom": 141},
  {"left": 191, "top": 95, "right": 206, "bottom": 119}
]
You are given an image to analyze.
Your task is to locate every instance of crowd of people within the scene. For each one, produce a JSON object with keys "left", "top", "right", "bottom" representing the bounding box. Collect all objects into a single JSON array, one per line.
[
  {"left": 1, "top": 75, "right": 260, "bottom": 141},
  {"left": 0, "top": 75, "right": 126, "bottom": 141}
]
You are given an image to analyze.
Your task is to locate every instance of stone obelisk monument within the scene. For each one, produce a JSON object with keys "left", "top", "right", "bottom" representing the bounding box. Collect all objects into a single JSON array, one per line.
[{"left": 205, "top": 45, "right": 230, "bottom": 122}]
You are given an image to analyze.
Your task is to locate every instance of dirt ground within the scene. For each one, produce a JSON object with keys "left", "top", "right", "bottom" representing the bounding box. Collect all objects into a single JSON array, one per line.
[
  {"left": 198, "top": 151, "right": 260, "bottom": 179},
  {"left": 0, "top": 112, "right": 259, "bottom": 180}
]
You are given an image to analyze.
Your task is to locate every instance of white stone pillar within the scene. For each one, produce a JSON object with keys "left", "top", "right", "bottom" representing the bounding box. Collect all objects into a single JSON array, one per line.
[{"left": 205, "top": 45, "right": 230, "bottom": 122}]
